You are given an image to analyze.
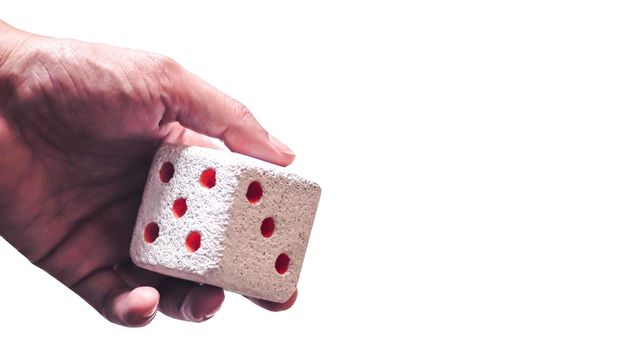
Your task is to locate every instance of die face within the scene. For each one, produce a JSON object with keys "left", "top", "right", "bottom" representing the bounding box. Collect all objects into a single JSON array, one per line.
[
  {"left": 215, "top": 168, "right": 321, "bottom": 302},
  {"left": 130, "top": 145, "right": 241, "bottom": 282}
]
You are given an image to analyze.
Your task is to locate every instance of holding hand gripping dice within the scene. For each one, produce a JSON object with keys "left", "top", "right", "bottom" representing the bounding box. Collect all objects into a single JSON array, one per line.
[
  {"left": 131, "top": 144, "right": 321, "bottom": 303},
  {"left": 0, "top": 20, "right": 312, "bottom": 325}
]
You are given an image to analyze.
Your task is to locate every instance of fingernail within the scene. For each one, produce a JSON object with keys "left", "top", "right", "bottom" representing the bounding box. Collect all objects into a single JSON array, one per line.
[
  {"left": 146, "top": 309, "right": 158, "bottom": 323},
  {"left": 269, "top": 135, "right": 295, "bottom": 156},
  {"left": 202, "top": 303, "right": 222, "bottom": 321}
]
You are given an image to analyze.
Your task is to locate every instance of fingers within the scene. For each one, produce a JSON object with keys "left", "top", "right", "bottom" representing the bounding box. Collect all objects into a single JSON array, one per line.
[
  {"left": 162, "top": 123, "right": 224, "bottom": 149},
  {"left": 115, "top": 259, "right": 166, "bottom": 287},
  {"left": 157, "top": 278, "right": 225, "bottom": 322},
  {"left": 118, "top": 260, "right": 297, "bottom": 317},
  {"left": 71, "top": 268, "right": 159, "bottom": 327},
  {"left": 107, "top": 287, "right": 160, "bottom": 326},
  {"left": 116, "top": 261, "right": 225, "bottom": 322},
  {"left": 161, "top": 62, "right": 295, "bottom": 166},
  {"left": 247, "top": 289, "right": 298, "bottom": 312}
]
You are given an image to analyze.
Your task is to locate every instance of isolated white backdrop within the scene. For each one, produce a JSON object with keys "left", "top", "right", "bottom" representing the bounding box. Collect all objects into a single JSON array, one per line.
[{"left": 1, "top": 1, "right": 622, "bottom": 349}]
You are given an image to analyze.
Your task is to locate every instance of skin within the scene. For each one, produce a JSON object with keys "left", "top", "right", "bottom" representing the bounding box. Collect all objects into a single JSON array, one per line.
[{"left": 0, "top": 21, "right": 297, "bottom": 327}]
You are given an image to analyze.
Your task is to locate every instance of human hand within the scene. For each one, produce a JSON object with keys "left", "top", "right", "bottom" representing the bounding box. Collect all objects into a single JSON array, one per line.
[{"left": 0, "top": 21, "right": 297, "bottom": 326}]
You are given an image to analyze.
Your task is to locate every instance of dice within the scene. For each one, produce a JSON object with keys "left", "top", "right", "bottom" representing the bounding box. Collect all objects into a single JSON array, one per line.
[{"left": 130, "top": 144, "right": 321, "bottom": 303}]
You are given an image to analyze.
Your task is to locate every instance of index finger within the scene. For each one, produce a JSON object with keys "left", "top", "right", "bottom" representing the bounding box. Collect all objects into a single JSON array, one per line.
[{"left": 158, "top": 58, "right": 295, "bottom": 167}]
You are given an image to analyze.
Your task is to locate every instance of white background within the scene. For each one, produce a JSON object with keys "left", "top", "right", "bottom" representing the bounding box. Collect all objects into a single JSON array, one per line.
[{"left": 1, "top": 1, "right": 622, "bottom": 349}]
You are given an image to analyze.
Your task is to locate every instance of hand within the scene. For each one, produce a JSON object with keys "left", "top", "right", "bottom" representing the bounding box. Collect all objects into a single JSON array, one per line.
[{"left": 0, "top": 21, "right": 297, "bottom": 326}]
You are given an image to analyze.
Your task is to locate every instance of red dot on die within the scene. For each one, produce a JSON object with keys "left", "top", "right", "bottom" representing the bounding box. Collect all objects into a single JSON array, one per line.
[
  {"left": 275, "top": 253, "right": 290, "bottom": 274},
  {"left": 185, "top": 231, "right": 201, "bottom": 253},
  {"left": 261, "top": 217, "right": 275, "bottom": 238},
  {"left": 160, "top": 162, "right": 174, "bottom": 183},
  {"left": 246, "top": 181, "right": 263, "bottom": 204},
  {"left": 144, "top": 222, "right": 159, "bottom": 243},
  {"left": 172, "top": 198, "right": 187, "bottom": 218},
  {"left": 199, "top": 168, "right": 217, "bottom": 188}
]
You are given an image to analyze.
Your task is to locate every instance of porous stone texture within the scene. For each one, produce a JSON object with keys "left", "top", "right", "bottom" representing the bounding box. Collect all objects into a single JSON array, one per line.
[{"left": 130, "top": 144, "right": 321, "bottom": 303}]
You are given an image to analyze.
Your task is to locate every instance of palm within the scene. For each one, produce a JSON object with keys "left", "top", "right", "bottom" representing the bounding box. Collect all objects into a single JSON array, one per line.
[{"left": 0, "top": 32, "right": 296, "bottom": 326}]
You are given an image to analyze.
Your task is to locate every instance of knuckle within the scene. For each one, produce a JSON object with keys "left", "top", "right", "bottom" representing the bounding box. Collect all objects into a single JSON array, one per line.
[
  {"left": 147, "top": 54, "right": 182, "bottom": 113},
  {"left": 225, "top": 95, "right": 254, "bottom": 125},
  {"left": 237, "top": 105, "right": 254, "bottom": 125},
  {"left": 150, "top": 54, "right": 182, "bottom": 75}
]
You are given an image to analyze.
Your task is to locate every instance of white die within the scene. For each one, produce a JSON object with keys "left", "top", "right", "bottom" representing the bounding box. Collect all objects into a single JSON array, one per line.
[{"left": 130, "top": 144, "right": 321, "bottom": 302}]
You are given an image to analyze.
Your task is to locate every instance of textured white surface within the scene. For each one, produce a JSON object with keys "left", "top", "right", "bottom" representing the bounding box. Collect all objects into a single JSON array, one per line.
[{"left": 130, "top": 144, "right": 321, "bottom": 302}]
